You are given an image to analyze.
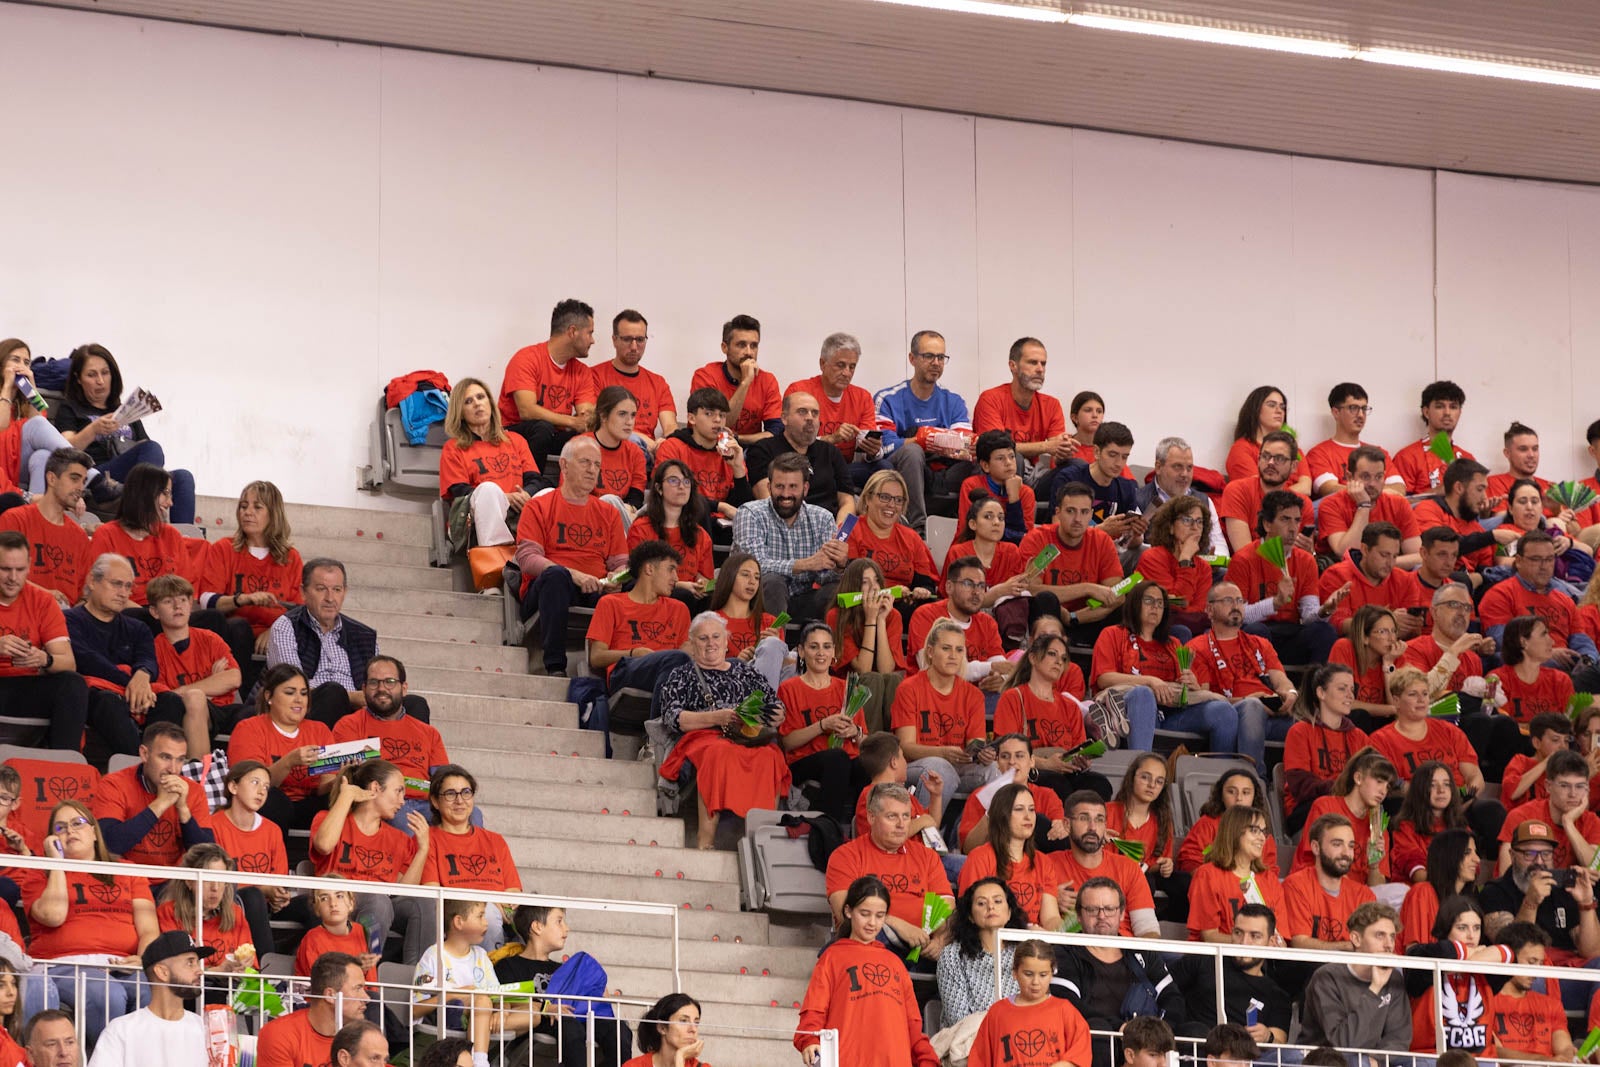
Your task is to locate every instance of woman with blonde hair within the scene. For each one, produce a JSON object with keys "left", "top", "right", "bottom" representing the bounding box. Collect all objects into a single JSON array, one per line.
[
  {"left": 199, "top": 480, "right": 304, "bottom": 683},
  {"left": 439, "top": 376, "right": 538, "bottom": 549},
  {"left": 845, "top": 469, "right": 938, "bottom": 623}
]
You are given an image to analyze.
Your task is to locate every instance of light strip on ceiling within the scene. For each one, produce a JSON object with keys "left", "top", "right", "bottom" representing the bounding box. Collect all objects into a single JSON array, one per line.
[{"left": 865, "top": 0, "right": 1600, "bottom": 91}]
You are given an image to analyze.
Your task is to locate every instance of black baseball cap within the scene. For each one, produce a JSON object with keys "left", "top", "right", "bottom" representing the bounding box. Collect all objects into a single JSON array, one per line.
[{"left": 141, "top": 930, "right": 216, "bottom": 970}]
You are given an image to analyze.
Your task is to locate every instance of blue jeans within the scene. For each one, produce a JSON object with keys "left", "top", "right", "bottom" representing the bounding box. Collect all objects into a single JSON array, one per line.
[
  {"left": 391, "top": 797, "right": 483, "bottom": 833},
  {"left": 520, "top": 565, "right": 602, "bottom": 674},
  {"left": 103, "top": 440, "right": 195, "bottom": 523},
  {"left": 1234, "top": 697, "right": 1294, "bottom": 772},
  {"left": 47, "top": 963, "right": 146, "bottom": 1045},
  {"left": 1124, "top": 687, "right": 1240, "bottom": 755}
]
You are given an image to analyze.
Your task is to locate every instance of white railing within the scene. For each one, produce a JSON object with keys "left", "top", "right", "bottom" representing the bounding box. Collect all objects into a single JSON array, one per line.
[{"left": 997, "top": 926, "right": 1600, "bottom": 1058}]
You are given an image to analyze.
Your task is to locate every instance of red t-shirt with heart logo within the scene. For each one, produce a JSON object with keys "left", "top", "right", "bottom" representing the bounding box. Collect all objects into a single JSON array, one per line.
[
  {"left": 421, "top": 825, "right": 522, "bottom": 893},
  {"left": 308, "top": 810, "right": 417, "bottom": 883}
]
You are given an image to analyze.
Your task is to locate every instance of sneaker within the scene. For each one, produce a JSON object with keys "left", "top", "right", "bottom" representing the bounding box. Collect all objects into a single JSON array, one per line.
[
  {"left": 88, "top": 471, "right": 123, "bottom": 505},
  {"left": 479, "top": 587, "right": 503, "bottom": 597}
]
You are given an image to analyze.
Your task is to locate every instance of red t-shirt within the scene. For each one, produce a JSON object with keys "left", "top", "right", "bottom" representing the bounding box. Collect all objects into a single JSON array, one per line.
[
  {"left": 777, "top": 675, "right": 863, "bottom": 763},
  {"left": 889, "top": 672, "right": 985, "bottom": 749},
  {"left": 3, "top": 757, "right": 100, "bottom": 854},
  {"left": 845, "top": 520, "right": 937, "bottom": 589},
  {"left": 1412, "top": 497, "right": 1495, "bottom": 571},
  {"left": 627, "top": 516, "right": 714, "bottom": 584},
  {"left": 1226, "top": 540, "right": 1319, "bottom": 623},
  {"left": 1225, "top": 437, "right": 1312, "bottom": 484},
  {"left": 1317, "top": 557, "right": 1422, "bottom": 632},
  {"left": 437, "top": 435, "right": 537, "bottom": 498},
  {"left": 1392, "top": 437, "right": 1476, "bottom": 495},
  {"left": 1091, "top": 627, "right": 1180, "bottom": 687},
  {"left": 421, "top": 825, "right": 522, "bottom": 891},
  {"left": 0, "top": 503, "right": 91, "bottom": 602},
  {"left": 87, "top": 521, "right": 198, "bottom": 605},
  {"left": 941, "top": 540, "right": 1023, "bottom": 587},
  {"left": 90, "top": 765, "right": 213, "bottom": 867},
  {"left": 992, "top": 686, "right": 1087, "bottom": 751},
  {"left": 906, "top": 602, "right": 1002, "bottom": 676},
  {"left": 588, "top": 434, "right": 648, "bottom": 500},
  {"left": 1479, "top": 578, "right": 1585, "bottom": 650},
  {"left": 956, "top": 781, "right": 1064, "bottom": 848},
  {"left": 1487, "top": 473, "right": 1554, "bottom": 514},
  {"left": 1501, "top": 753, "right": 1552, "bottom": 805},
  {"left": 198, "top": 539, "right": 305, "bottom": 634},
  {"left": 0, "top": 583, "right": 68, "bottom": 678},
  {"left": 156, "top": 899, "right": 251, "bottom": 960},
  {"left": 1369, "top": 719, "right": 1477, "bottom": 785},
  {"left": 1316, "top": 492, "right": 1420, "bottom": 555},
  {"left": 255, "top": 1009, "right": 336, "bottom": 1067},
  {"left": 294, "top": 923, "right": 373, "bottom": 981},
  {"left": 1281, "top": 720, "right": 1370, "bottom": 814},
  {"left": 331, "top": 709, "right": 449, "bottom": 789},
  {"left": 823, "top": 835, "right": 950, "bottom": 927},
  {"left": 1305, "top": 439, "right": 1397, "bottom": 495},
  {"left": 1136, "top": 546, "right": 1211, "bottom": 610},
  {"left": 227, "top": 714, "right": 333, "bottom": 802},
  {"left": 497, "top": 341, "right": 599, "bottom": 425},
  {"left": 1216, "top": 478, "right": 1313, "bottom": 539},
  {"left": 1490, "top": 988, "right": 1569, "bottom": 1058},
  {"left": 1291, "top": 795, "right": 1389, "bottom": 882},
  {"left": 1489, "top": 666, "right": 1575, "bottom": 726},
  {"left": 1278, "top": 867, "right": 1375, "bottom": 943},
  {"left": 584, "top": 593, "right": 690, "bottom": 679},
  {"left": 968, "top": 995, "right": 1093, "bottom": 1067},
  {"left": 825, "top": 607, "right": 908, "bottom": 675},
  {"left": 717, "top": 611, "right": 777, "bottom": 660},
  {"left": 1106, "top": 801, "right": 1172, "bottom": 863},
  {"left": 784, "top": 377, "right": 877, "bottom": 462},
  {"left": 689, "top": 361, "right": 780, "bottom": 439},
  {"left": 956, "top": 476, "right": 1036, "bottom": 535},
  {"left": 593, "top": 361, "right": 676, "bottom": 437},
  {"left": 514, "top": 490, "right": 627, "bottom": 594},
  {"left": 1187, "top": 863, "right": 1285, "bottom": 940},
  {"left": 655, "top": 435, "right": 736, "bottom": 504},
  {"left": 956, "top": 844, "right": 1058, "bottom": 925},
  {"left": 1048, "top": 850, "right": 1154, "bottom": 937},
  {"left": 1016, "top": 525, "right": 1121, "bottom": 611},
  {"left": 211, "top": 811, "right": 289, "bottom": 876},
  {"left": 1176, "top": 813, "right": 1279, "bottom": 874},
  {"left": 308, "top": 810, "right": 418, "bottom": 883},
  {"left": 1186, "top": 631, "right": 1282, "bottom": 699},
  {"left": 18, "top": 868, "right": 152, "bottom": 958},
  {"left": 154, "top": 627, "right": 239, "bottom": 707},
  {"left": 1390, "top": 817, "right": 1436, "bottom": 884},
  {"left": 972, "top": 385, "right": 1066, "bottom": 447},
  {"left": 1328, "top": 638, "right": 1388, "bottom": 703},
  {"left": 794, "top": 938, "right": 932, "bottom": 1067},
  {"left": 1499, "top": 800, "right": 1600, "bottom": 870},
  {"left": 1399, "top": 636, "right": 1483, "bottom": 695}
]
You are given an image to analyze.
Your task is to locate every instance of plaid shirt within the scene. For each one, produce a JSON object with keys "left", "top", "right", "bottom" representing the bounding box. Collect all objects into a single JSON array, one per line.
[{"left": 732, "top": 498, "right": 840, "bottom": 594}]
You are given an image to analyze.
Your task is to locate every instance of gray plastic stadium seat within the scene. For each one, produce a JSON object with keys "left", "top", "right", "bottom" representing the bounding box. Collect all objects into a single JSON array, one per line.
[
  {"left": 107, "top": 753, "right": 140, "bottom": 775},
  {"left": 738, "top": 809, "right": 830, "bottom": 915},
  {"left": 0, "top": 744, "right": 87, "bottom": 766},
  {"left": 363, "top": 395, "right": 449, "bottom": 493},
  {"left": 1087, "top": 748, "right": 1144, "bottom": 784}
]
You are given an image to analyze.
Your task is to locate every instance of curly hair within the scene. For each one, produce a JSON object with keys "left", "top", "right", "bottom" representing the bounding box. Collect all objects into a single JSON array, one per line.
[{"left": 1146, "top": 493, "right": 1211, "bottom": 554}]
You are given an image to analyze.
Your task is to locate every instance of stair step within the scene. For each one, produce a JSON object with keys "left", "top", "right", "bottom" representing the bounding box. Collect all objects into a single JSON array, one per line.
[
  {"left": 607, "top": 964, "right": 808, "bottom": 1008},
  {"left": 568, "top": 931, "right": 820, "bottom": 979},
  {"left": 358, "top": 609, "right": 501, "bottom": 645},
  {"left": 478, "top": 806, "right": 685, "bottom": 848},
  {"left": 502, "top": 834, "right": 735, "bottom": 882},
  {"left": 565, "top": 904, "right": 772, "bottom": 945},
  {"left": 450, "top": 748, "right": 653, "bottom": 788},
  {"left": 404, "top": 666, "right": 566, "bottom": 701},
  {"left": 426, "top": 695, "right": 577, "bottom": 729},
  {"left": 344, "top": 560, "right": 455, "bottom": 591},
  {"left": 478, "top": 776, "right": 654, "bottom": 815},
  {"left": 345, "top": 586, "right": 503, "bottom": 621},
  {"left": 292, "top": 534, "right": 432, "bottom": 567},
  {"left": 519, "top": 868, "right": 741, "bottom": 911},
  {"left": 382, "top": 635, "right": 526, "bottom": 673},
  {"left": 443, "top": 723, "right": 602, "bottom": 761},
  {"left": 194, "top": 495, "right": 433, "bottom": 546}
]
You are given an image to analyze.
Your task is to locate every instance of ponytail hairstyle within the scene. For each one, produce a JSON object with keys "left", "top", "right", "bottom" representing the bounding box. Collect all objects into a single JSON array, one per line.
[{"left": 837, "top": 875, "right": 892, "bottom": 940}]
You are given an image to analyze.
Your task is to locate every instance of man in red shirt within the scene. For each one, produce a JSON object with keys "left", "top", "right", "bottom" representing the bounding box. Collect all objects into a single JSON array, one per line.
[
  {"left": 1413, "top": 458, "right": 1497, "bottom": 571},
  {"left": 1399, "top": 581, "right": 1518, "bottom": 778},
  {"left": 1317, "top": 523, "right": 1422, "bottom": 637},
  {"left": 1486, "top": 421, "right": 1551, "bottom": 514},
  {"left": 497, "top": 298, "right": 599, "bottom": 477},
  {"left": 1051, "top": 791, "right": 1160, "bottom": 938},
  {"left": 1577, "top": 418, "right": 1600, "bottom": 540},
  {"left": 972, "top": 337, "right": 1071, "bottom": 489},
  {"left": 90, "top": 720, "right": 214, "bottom": 868},
  {"left": 1305, "top": 383, "right": 1403, "bottom": 499},
  {"left": 784, "top": 332, "right": 882, "bottom": 481},
  {"left": 0, "top": 447, "right": 92, "bottom": 607},
  {"left": 1392, "top": 380, "right": 1475, "bottom": 495},
  {"left": 1229, "top": 489, "right": 1338, "bottom": 668},
  {"left": 1188, "top": 582, "right": 1299, "bottom": 773},
  {"left": 1317, "top": 446, "right": 1420, "bottom": 561},
  {"left": 0, "top": 529, "right": 86, "bottom": 751},
  {"left": 331, "top": 654, "right": 453, "bottom": 825},
  {"left": 1217, "top": 431, "right": 1313, "bottom": 554},
  {"left": 587, "top": 539, "right": 691, "bottom": 708},
  {"left": 824, "top": 783, "right": 953, "bottom": 959},
  {"left": 593, "top": 309, "right": 677, "bottom": 456},
  {"left": 514, "top": 436, "right": 628, "bottom": 677},
  {"left": 1490, "top": 924, "right": 1575, "bottom": 1061},
  {"left": 256, "top": 951, "right": 370, "bottom": 1067},
  {"left": 689, "top": 314, "right": 780, "bottom": 444},
  {"left": 1281, "top": 813, "right": 1376, "bottom": 950},
  {"left": 906, "top": 556, "right": 1012, "bottom": 690},
  {"left": 1018, "top": 482, "right": 1124, "bottom": 633},
  {"left": 1480, "top": 530, "right": 1600, "bottom": 672},
  {"left": 1497, "top": 751, "right": 1600, "bottom": 873}
]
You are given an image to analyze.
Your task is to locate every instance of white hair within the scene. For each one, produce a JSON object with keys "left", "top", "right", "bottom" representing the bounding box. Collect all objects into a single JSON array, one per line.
[
  {"left": 1154, "top": 436, "right": 1191, "bottom": 466},
  {"left": 689, "top": 611, "right": 728, "bottom": 636}
]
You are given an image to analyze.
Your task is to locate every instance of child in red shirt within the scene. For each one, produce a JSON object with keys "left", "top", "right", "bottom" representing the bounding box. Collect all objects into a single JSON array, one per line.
[
  {"left": 967, "top": 940, "right": 1093, "bottom": 1067},
  {"left": 295, "top": 885, "right": 378, "bottom": 981}
]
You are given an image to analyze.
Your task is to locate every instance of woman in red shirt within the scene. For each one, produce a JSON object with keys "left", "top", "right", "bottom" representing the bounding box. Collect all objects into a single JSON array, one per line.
[
  {"left": 1137, "top": 495, "right": 1215, "bottom": 636},
  {"left": 827, "top": 559, "right": 906, "bottom": 676},
  {"left": 1176, "top": 768, "right": 1279, "bottom": 875},
  {"left": 943, "top": 491, "right": 1034, "bottom": 643},
  {"left": 156, "top": 843, "right": 253, "bottom": 998},
  {"left": 627, "top": 992, "right": 710, "bottom": 1067},
  {"left": 1291, "top": 748, "right": 1396, "bottom": 886},
  {"left": 25, "top": 799, "right": 158, "bottom": 1044},
  {"left": 778, "top": 623, "right": 865, "bottom": 825},
  {"left": 310, "top": 758, "right": 432, "bottom": 964},
  {"left": 1489, "top": 616, "right": 1577, "bottom": 726},
  {"left": 955, "top": 736, "right": 1072, "bottom": 854},
  {"left": 1329, "top": 605, "right": 1405, "bottom": 732},
  {"left": 199, "top": 479, "right": 304, "bottom": 668},
  {"left": 589, "top": 386, "right": 648, "bottom": 515},
  {"left": 421, "top": 765, "right": 522, "bottom": 953},
  {"left": 1108, "top": 752, "right": 1185, "bottom": 920},
  {"left": 847, "top": 470, "right": 939, "bottom": 623},
  {"left": 1398, "top": 828, "right": 1479, "bottom": 950},
  {"left": 227, "top": 664, "right": 334, "bottom": 834},
  {"left": 438, "top": 377, "right": 537, "bottom": 548},
  {"left": 957, "top": 782, "right": 1061, "bottom": 928},
  {"left": 1282, "top": 663, "right": 1370, "bottom": 835},
  {"left": 993, "top": 634, "right": 1104, "bottom": 807},
  {"left": 1390, "top": 760, "right": 1469, "bottom": 885},
  {"left": 1187, "top": 804, "right": 1284, "bottom": 941},
  {"left": 0, "top": 960, "right": 26, "bottom": 1067},
  {"left": 630, "top": 458, "right": 715, "bottom": 611},
  {"left": 707, "top": 550, "right": 788, "bottom": 689},
  {"left": 212, "top": 758, "right": 290, "bottom": 952},
  {"left": 1225, "top": 385, "right": 1312, "bottom": 495},
  {"left": 87, "top": 462, "right": 202, "bottom": 608}
]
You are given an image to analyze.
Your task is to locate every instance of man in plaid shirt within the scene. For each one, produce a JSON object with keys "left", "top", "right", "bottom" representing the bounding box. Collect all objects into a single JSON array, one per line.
[{"left": 732, "top": 452, "right": 847, "bottom": 620}]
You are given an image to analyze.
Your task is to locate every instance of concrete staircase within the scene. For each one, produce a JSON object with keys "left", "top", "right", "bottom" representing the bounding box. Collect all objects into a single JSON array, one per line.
[{"left": 192, "top": 496, "right": 823, "bottom": 1063}]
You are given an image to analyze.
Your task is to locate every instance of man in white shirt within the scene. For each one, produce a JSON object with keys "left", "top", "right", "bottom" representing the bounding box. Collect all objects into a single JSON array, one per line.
[{"left": 88, "top": 931, "right": 211, "bottom": 1066}]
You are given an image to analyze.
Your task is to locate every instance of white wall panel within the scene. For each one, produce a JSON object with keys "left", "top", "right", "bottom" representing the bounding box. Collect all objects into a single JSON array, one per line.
[{"left": 902, "top": 110, "right": 979, "bottom": 402}]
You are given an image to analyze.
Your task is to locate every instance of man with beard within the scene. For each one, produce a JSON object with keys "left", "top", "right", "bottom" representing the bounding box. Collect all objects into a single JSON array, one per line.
[
  {"left": 872, "top": 330, "right": 976, "bottom": 536},
  {"left": 1392, "top": 380, "right": 1475, "bottom": 495},
  {"left": 1482, "top": 820, "right": 1600, "bottom": 1003},
  {"left": 257, "top": 952, "right": 372, "bottom": 1067},
  {"left": 88, "top": 930, "right": 210, "bottom": 1065},
  {"left": 1306, "top": 383, "right": 1403, "bottom": 499},
  {"left": 498, "top": 298, "right": 600, "bottom": 473},
  {"left": 1281, "top": 814, "right": 1376, "bottom": 952},
  {"left": 331, "top": 654, "right": 455, "bottom": 827},
  {"left": 745, "top": 391, "right": 854, "bottom": 518},
  {"left": 0, "top": 447, "right": 92, "bottom": 607},
  {"left": 1316, "top": 523, "right": 1422, "bottom": 637},
  {"left": 973, "top": 337, "right": 1070, "bottom": 489},
  {"left": 1051, "top": 877, "right": 1186, "bottom": 1067},
  {"left": 1217, "top": 431, "right": 1313, "bottom": 554},
  {"left": 1184, "top": 583, "right": 1299, "bottom": 774},
  {"left": 689, "top": 314, "right": 780, "bottom": 444},
  {"left": 906, "top": 557, "right": 1010, "bottom": 690},
  {"left": 1169, "top": 904, "right": 1291, "bottom": 1044},
  {"left": 1298, "top": 901, "right": 1411, "bottom": 1053},
  {"left": 1316, "top": 447, "right": 1421, "bottom": 561},
  {"left": 732, "top": 452, "right": 847, "bottom": 619},
  {"left": 1414, "top": 459, "right": 1497, "bottom": 571},
  {"left": 1231, "top": 490, "right": 1339, "bottom": 667},
  {"left": 1051, "top": 792, "right": 1160, "bottom": 938}
]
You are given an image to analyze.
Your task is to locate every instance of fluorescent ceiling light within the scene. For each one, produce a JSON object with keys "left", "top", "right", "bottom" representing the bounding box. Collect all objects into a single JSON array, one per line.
[
  {"left": 1356, "top": 47, "right": 1600, "bottom": 91},
  {"left": 1066, "top": 12, "right": 1355, "bottom": 59},
  {"left": 866, "top": 0, "right": 1067, "bottom": 22}
]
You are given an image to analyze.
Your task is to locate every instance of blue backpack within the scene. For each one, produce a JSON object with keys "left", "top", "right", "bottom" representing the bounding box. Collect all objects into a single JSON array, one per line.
[{"left": 545, "top": 951, "right": 614, "bottom": 1019}]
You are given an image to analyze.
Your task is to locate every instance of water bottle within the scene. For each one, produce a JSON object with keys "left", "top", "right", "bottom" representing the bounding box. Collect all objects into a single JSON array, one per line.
[{"left": 13, "top": 376, "right": 48, "bottom": 415}]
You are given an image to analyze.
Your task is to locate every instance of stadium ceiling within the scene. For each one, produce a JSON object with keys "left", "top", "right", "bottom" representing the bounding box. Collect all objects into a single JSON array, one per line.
[{"left": 31, "top": 0, "right": 1600, "bottom": 183}]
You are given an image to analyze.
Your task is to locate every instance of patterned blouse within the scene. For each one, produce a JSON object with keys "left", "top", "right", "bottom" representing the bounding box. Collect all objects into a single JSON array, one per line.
[{"left": 657, "top": 658, "right": 784, "bottom": 735}]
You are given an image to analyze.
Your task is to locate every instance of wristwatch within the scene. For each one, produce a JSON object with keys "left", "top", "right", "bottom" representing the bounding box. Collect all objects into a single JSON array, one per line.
[
  {"left": 42, "top": 650, "right": 53, "bottom": 671},
  {"left": 1068, "top": 611, "right": 1080, "bottom": 626}
]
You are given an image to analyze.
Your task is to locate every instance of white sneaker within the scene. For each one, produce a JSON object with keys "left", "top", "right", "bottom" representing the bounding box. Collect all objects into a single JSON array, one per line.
[{"left": 480, "top": 587, "right": 503, "bottom": 597}]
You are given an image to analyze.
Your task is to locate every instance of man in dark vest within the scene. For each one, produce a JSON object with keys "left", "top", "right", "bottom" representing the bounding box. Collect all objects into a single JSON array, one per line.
[{"left": 263, "top": 557, "right": 430, "bottom": 727}]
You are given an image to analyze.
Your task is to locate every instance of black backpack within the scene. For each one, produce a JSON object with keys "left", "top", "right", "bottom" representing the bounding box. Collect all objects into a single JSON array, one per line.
[{"left": 780, "top": 813, "right": 846, "bottom": 873}]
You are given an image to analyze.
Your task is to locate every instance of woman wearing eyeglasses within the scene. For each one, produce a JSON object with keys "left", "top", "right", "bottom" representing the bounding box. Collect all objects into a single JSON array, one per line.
[
  {"left": 1225, "top": 385, "right": 1312, "bottom": 495},
  {"left": 21, "top": 799, "right": 158, "bottom": 1044},
  {"left": 1187, "top": 804, "right": 1284, "bottom": 942},
  {"left": 845, "top": 471, "right": 939, "bottom": 624},
  {"left": 630, "top": 459, "right": 715, "bottom": 612},
  {"left": 1136, "top": 495, "right": 1215, "bottom": 640},
  {"left": 422, "top": 765, "right": 520, "bottom": 953}
]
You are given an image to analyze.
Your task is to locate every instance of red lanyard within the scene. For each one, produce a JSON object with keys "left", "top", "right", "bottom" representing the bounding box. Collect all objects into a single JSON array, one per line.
[{"left": 1206, "top": 632, "right": 1268, "bottom": 699}]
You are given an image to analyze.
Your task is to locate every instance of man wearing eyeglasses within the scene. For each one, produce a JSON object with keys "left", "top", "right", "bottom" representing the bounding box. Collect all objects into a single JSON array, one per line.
[
  {"left": 1052, "top": 876, "right": 1185, "bottom": 1049},
  {"left": 1399, "top": 581, "right": 1516, "bottom": 777},
  {"left": 1185, "top": 583, "right": 1299, "bottom": 775},
  {"left": 1482, "top": 819, "right": 1600, "bottom": 1007},
  {"left": 906, "top": 557, "right": 1011, "bottom": 690},
  {"left": 871, "top": 330, "right": 976, "bottom": 537},
  {"left": 1479, "top": 531, "right": 1600, "bottom": 681},
  {"left": 592, "top": 309, "right": 677, "bottom": 456},
  {"left": 330, "top": 655, "right": 460, "bottom": 831},
  {"left": 745, "top": 392, "right": 854, "bottom": 519},
  {"left": 1217, "top": 432, "right": 1314, "bottom": 555},
  {"left": 1306, "top": 384, "right": 1404, "bottom": 500}
]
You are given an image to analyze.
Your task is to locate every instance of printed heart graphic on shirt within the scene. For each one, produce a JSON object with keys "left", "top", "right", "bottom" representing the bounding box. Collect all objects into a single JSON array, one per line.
[
  {"left": 237, "top": 851, "right": 273, "bottom": 873},
  {"left": 860, "top": 962, "right": 893, "bottom": 989},
  {"left": 930, "top": 712, "right": 961, "bottom": 743},
  {"left": 145, "top": 820, "right": 176, "bottom": 848},
  {"left": 353, "top": 846, "right": 388, "bottom": 871},
  {"left": 1035, "top": 719, "right": 1070, "bottom": 748},
  {"left": 458, "top": 854, "right": 489, "bottom": 877},
  {"left": 46, "top": 776, "right": 81, "bottom": 800},
  {"left": 539, "top": 385, "right": 573, "bottom": 413},
  {"left": 382, "top": 738, "right": 417, "bottom": 765},
  {"left": 563, "top": 524, "right": 596, "bottom": 548},
  {"left": 639, "top": 620, "right": 669, "bottom": 643},
  {"left": 485, "top": 453, "right": 515, "bottom": 477},
  {"left": 1505, "top": 1008, "right": 1535, "bottom": 1038},
  {"left": 602, "top": 468, "right": 631, "bottom": 493},
  {"left": 132, "top": 551, "right": 165, "bottom": 579},
  {"left": 1013, "top": 1029, "right": 1051, "bottom": 1059},
  {"left": 693, "top": 470, "right": 731, "bottom": 499},
  {"left": 878, "top": 873, "right": 911, "bottom": 894},
  {"left": 1011, "top": 881, "right": 1038, "bottom": 913},
  {"left": 87, "top": 882, "right": 123, "bottom": 904},
  {"left": 35, "top": 543, "right": 64, "bottom": 571},
  {"left": 864, "top": 549, "right": 907, "bottom": 582},
  {"left": 242, "top": 574, "right": 276, "bottom": 594}
]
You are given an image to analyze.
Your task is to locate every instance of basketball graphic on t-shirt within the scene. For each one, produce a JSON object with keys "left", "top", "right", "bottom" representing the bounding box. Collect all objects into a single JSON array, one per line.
[
  {"left": 637, "top": 620, "right": 669, "bottom": 643},
  {"left": 930, "top": 711, "right": 961, "bottom": 743},
  {"left": 1035, "top": 719, "right": 1070, "bottom": 748},
  {"left": 458, "top": 853, "right": 489, "bottom": 878},
  {"left": 1012, "top": 1028, "right": 1051, "bottom": 1059},
  {"left": 539, "top": 384, "right": 573, "bottom": 413},
  {"left": 33, "top": 543, "right": 64, "bottom": 571},
  {"left": 86, "top": 881, "right": 122, "bottom": 905},
  {"left": 1010, "top": 880, "right": 1039, "bottom": 915},
  {"left": 601, "top": 468, "right": 631, "bottom": 493},
  {"left": 859, "top": 962, "right": 893, "bottom": 989},
  {"left": 144, "top": 819, "right": 176, "bottom": 849},
  {"left": 878, "top": 873, "right": 911, "bottom": 894},
  {"left": 236, "top": 851, "right": 274, "bottom": 873},
  {"left": 353, "top": 846, "right": 388, "bottom": 872},
  {"left": 46, "top": 775, "right": 82, "bottom": 800},
  {"left": 561, "top": 523, "right": 596, "bottom": 548},
  {"left": 381, "top": 738, "right": 417, "bottom": 766}
]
